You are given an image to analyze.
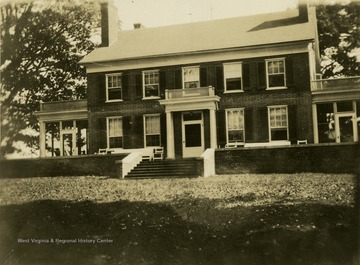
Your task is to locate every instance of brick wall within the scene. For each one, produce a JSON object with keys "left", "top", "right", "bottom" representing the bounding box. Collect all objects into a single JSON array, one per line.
[
  {"left": 215, "top": 143, "right": 360, "bottom": 174},
  {"left": 0, "top": 154, "right": 128, "bottom": 178}
]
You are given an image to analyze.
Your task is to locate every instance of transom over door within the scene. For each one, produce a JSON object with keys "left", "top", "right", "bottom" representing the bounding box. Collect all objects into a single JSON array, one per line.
[{"left": 182, "top": 112, "right": 204, "bottom": 158}]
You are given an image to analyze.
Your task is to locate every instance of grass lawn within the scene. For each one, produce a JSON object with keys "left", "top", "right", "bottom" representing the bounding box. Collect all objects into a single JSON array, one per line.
[{"left": 0, "top": 174, "right": 358, "bottom": 265}]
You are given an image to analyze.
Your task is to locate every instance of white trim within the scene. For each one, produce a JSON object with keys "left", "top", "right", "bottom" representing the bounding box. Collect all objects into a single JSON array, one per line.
[
  {"left": 225, "top": 108, "right": 245, "bottom": 144},
  {"left": 106, "top": 116, "right": 123, "bottom": 149},
  {"left": 143, "top": 114, "right": 161, "bottom": 147},
  {"left": 265, "top": 58, "right": 287, "bottom": 90},
  {"left": 105, "top": 73, "right": 123, "bottom": 101},
  {"left": 142, "top": 70, "right": 160, "bottom": 99},
  {"left": 268, "top": 105, "right": 289, "bottom": 142},
  {"left": 223, "top": 62, "right": 243, "bottom": 92}
]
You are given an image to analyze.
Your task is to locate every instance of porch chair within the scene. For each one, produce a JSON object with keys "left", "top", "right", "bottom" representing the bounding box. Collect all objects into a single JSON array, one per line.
[{"left": 153, "top": 147, "right": 164, "bottom": 161}]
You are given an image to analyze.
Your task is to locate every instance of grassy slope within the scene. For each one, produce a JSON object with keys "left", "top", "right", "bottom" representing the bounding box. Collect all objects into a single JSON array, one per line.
[{"left": 0, "top": 174, "right": 358, "bottom": 265}]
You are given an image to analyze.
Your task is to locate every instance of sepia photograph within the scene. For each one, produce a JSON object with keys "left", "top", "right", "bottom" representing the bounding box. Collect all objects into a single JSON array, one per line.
[{"left": 0, "top": 0, "right": 359, "bottom": 264}]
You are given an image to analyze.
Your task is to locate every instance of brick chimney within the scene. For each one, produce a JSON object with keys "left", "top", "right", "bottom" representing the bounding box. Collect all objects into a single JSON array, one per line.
[
  {"left": 100, "top": 0, "right": 118, "bottom": 47},
  {"left": 298, "top": 0, "right": 308, "bottom": 23}
]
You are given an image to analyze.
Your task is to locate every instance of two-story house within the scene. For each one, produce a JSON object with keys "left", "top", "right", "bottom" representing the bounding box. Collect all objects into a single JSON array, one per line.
[{"left": 35, "top": 1, "right": 359, "bottom": 160}]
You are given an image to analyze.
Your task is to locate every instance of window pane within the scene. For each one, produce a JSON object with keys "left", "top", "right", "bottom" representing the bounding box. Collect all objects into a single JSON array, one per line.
[
  {"left": 269, "top": 74, "right": 285, "bottom": 87},
  {"left": 224, "top": 63, "right": 242, "bottom": 78},
  {"left": 109, "top": 137, "right": 123, "bottom": 148},
  {"left": 228, "top": 130, "right": 244, "bottom": 142},
  {"left": 271, "top": 129, "right": 287, "bottom": 141},
  {"left": 108, "top": 88, "right": 122, "bottom": 100},
  {"left": 109, "top": 118, "right": 122, "bottom": 137},
  {"left": 146, "top": 135, "right": 160, "bottom": 147},
  {"left": 226, "top": 78, "right": 242, "bottom": 91}
]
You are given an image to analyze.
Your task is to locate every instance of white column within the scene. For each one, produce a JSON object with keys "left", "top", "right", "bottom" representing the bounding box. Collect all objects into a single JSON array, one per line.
[
  {"left": 312, "top": 103, "right": 319, "bottom": 144},
  {"left": 39, "top": 121, "right": 46, "bottom": 157},
  {"left": 209, "top": 108, "right": 217, "bottom": 148},
  {"left": 166, "top": 111, "right": 175, "bottom": 159}
]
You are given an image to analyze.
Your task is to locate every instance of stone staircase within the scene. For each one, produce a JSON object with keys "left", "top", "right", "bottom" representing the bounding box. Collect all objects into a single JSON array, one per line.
[{"left": 125, "top": 158, "right": 201, "bottom": 179}]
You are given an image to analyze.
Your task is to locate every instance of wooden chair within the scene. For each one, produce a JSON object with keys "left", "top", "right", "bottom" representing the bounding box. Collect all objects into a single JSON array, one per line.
[{"left": 153, "top": 147, "right": 164, "bottom": 160}]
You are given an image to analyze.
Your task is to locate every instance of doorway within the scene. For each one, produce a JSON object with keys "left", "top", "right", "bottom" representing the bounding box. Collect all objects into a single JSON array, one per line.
[{"left": 182, "top": 111, "right": 204, "bottom": 158}]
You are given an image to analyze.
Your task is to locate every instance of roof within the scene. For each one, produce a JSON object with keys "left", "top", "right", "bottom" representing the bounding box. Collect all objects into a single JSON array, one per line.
[{"left": 80, "top": 7, "right": 317, "bottom": 64}]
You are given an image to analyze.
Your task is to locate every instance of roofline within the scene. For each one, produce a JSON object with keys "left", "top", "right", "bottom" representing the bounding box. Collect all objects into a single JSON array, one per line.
[{"left": 80, "top": 39, "right": 315, "bottom": 66}]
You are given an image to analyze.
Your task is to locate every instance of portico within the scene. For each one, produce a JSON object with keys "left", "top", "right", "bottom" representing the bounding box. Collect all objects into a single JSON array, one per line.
[{"left": 159, "top": 86, "right": 220, "bottom": 158}]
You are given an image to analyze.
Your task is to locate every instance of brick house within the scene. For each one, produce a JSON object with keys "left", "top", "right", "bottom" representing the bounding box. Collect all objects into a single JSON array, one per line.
[{"left": 36, "top": 1, "right": 360, "bottom": 160}]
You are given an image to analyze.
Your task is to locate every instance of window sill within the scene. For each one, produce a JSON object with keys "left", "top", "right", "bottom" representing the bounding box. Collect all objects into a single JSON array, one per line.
[
  {"left": 223, "top": 90, "right": 244, "bottom": 94},
  {"left": 142, "top": 96, "right": 161, "bottom": 100},
  {"left": 225, "top": 142, "right": 244, "bottom": 148},
  {"left": 266, "top": 87, "right": 287, "bottom": 91},
  {"left": 106, "top": 99, "right": 123, "bottom": 103}
]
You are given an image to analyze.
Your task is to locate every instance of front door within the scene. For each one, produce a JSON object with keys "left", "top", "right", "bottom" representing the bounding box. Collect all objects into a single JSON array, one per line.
[
  {"left": 335, "top": 114, "right": 358, "bottom": 143},
  {"left": 182, "top": 112, "right": 204, "bottom": 158}
]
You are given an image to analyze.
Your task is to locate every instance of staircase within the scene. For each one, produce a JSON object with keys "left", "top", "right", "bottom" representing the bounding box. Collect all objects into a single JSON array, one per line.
[{"left": 125, "top": 158, "right": 201, "bottom": 179}]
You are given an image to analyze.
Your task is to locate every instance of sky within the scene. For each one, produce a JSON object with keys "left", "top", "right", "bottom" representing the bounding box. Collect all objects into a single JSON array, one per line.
[{"left": 115, "top": 0, "right": 299, "bottom": 30}]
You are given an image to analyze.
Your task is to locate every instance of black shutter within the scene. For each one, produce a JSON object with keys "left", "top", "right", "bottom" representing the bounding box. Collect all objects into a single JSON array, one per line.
[
  {"left": 166, "top": 69, "right": 175, "bottom": 89},
  {"left": 160, "top": 114, "right": 166, "bottom": 150},
  {"left": 257, "top": 61, "right": 266, "bottom": 90},
  {"left": 98, "top": 118, "right": 107, "bottom": 149},
  {"left": 244, "top": 108, "right": 254, "bottom": 142},
  {"left": 122, "top": 116, "right": 131, "bottom": 148},
  {"left": 215, "top": 65, "right": 224, "bottom": 94},
  {"left": 99, "top": 74, "right": 106, "bottom": 103},
  {"left": 159, "top": 70, "right": 166, "bottom": 98},
  {"left": 217, "top": 110, "right": 226, "bottom": 148},
  {"left": 135, "top": 72, "right": 142, "bottom": 99},
  {"left": 134, "top": 115, "right": 144, "bottom": 148},
  {"left": 258, "top": 107, "right": 269, "bottom": 142},
  {"left": 174, "top": 69, "right": 182, "bottom": 89},
  {"left": 200, "top": 67, "right": 207, "bottom": 87},
  {"left": 288, "top": 105, "right": 297, "bottom": 144},
  {"left": 122, "top": 73, "right": 130, "bottom": 100},
  {"left": 242, "top": 63, "right": 251, "bottom": 91},
  {"left": 286, "top": 57, "right": 294, "bottom": 88}
]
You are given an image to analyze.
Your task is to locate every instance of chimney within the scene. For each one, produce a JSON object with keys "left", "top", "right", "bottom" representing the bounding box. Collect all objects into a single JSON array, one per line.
[
  {"left": 298, "top": 0, "right": 308, "bottom": 23},
  {"left": 133, "top": 23, "right": 145, "bottom": 30},
  {"left": 100, "top": 0, "right": 119, "bottom": 47}
]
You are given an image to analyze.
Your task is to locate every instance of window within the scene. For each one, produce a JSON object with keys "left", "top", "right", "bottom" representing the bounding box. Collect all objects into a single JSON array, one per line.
[
  {"left": 268, "top": 106, "right": 288, "bottom": 141},
  {"left": 183, "top": 66, "right": 200, "bottom": 89},
  {"left": 226, "top": 109, "right": 245, "bottom": 143},
  {"left": 266, "top": 59, "right": 286, "bottom": 89},
  {"left": 144, "top": 115, "right": 161, "bottom": 147},
  {"left": 224, "top": 62, "right": 242, "bottom": 92},
  {"left": 106, "top": 74, "right": 122, "bottom": 101},
  {"left": 143, "top": 70, "right": 160, "bottom": 98},
  {"left": 107, "top": 117, "right": 123, "bottom": 148}
]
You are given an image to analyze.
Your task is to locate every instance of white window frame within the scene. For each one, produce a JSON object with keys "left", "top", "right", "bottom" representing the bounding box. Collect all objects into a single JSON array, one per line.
[
  {"left": 142, "top": 70, "right": 160, "bottom": 99},
  {"left": 225, "top": 108, "right": 245, "bottom": 144},
  {"left": 223, "top": 62, "right": 243, "bottom": 93},
  {"left": 143, "top": 114, "right": 161, "bottom": 147},
  {"left": 182, "top": 66, "right": 200, "bottom": 89},
  {"left": 266, "top": 58, "right": 286, "bottom": 90},
  {"left": 268, "top": 105, "right": 289, "bottom": 142},
  {"left": 107, "top": 116, "right": 123, "bottom": 148},
  {"left": 106, "top": 73, "right": 123, "bottom": 102}
]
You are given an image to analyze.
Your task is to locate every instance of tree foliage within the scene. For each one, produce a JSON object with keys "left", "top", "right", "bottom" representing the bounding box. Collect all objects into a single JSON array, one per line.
[
  {"left": 0, "top": 0, "right": 100, "bottom": 157},
  {"left": 316, "top": 1, "right": 360, "bottom": 77}
]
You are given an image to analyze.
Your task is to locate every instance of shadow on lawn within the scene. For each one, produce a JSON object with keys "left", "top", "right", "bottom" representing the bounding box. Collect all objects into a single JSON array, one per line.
[{"left": 0, "top": 199, "right": 358, "bottom": 265}]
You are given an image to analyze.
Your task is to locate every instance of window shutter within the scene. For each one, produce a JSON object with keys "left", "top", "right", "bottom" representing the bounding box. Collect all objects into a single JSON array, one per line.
[
  {"left": 133, "top": 115, "right": 144, "bottom": 148},
  {"left": 242, "top": 63, "right": 251, "bottom": 91},
  {"left": 217, "top": 110, "right": 226, "bottom": 147},
  {"left": 244, "top": 108, "right": 254, "bottom": 142},
  {"left": 99, "top": 74, "right": 106, "bottom": 103},
  {"left": 215, "top": 66, "right": 224, "bottom": 94},
  {"left": 258, "top": 107, "right": 269, "bottom": 142},
  {"left": 174, "top": 69, "right": 182, "bottom": 89},
  {"left": 288, "top": 105, "right": 297, "bottom": 143},
  {"left": 122, "top": 73, "right": 130, "bottom": 100},
  {"left": 286, "top": 57, "right": 294, "bottom": 88},
  {"left": 160, "top": 114, "right": 166, "bottom": 150},
  {"left": 159, "top": 70, "right": 166, "bottom": 98},
  {"left": 257, "top": 62, "right": 266, "bottom": 90},
  {"left": 98, "top": 118, "right": 107, "bottom": 149},
  {"left": 122, "top": 116, "right": 131, "bottom": 148},
  {"left": 200, "top": 67, "right": 207, "bottom": 87},
  {"left": 135, "top": 72, "right": 142, "bottom": 99}
]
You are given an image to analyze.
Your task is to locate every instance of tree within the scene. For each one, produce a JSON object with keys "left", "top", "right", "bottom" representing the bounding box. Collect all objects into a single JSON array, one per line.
[
  {"left": 316, "top": 1, "right": 360, "bottom": 77},
  {"left": 0, "top": 0, "right": 100, "bottom": 158}
]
